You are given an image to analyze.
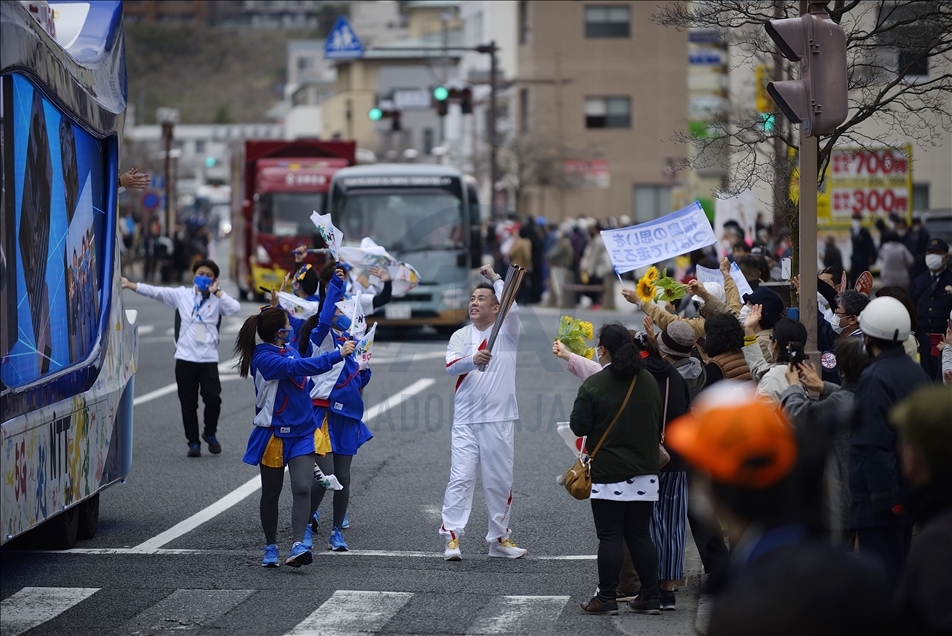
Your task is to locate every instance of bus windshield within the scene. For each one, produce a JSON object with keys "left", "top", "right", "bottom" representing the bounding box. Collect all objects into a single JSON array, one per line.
[
  {"left": 333, "top": 190, "right": 464, "bottom": 252},
  {"left": 258, "top": 192, "right": 324, "bottom": 237}
]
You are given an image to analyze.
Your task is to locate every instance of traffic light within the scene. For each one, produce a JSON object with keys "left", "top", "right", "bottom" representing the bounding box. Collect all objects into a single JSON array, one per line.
[
  {"left": 758, "top": 113, "right": 777, "bottom": 133},
  {"left": 460, "top": 87, "right": 473, "bottom": 114},
  {"left": 433, "top": 85, "right": 449, "bottom": 116},
  {"left": 205, "top": 156, "right": 217, "bottom": 168},
  {"left": 765, "top": 11, "right": 848, "bottom": 137},
  {"left": 368, "top": 107, "right": 402, "bottom": 131}
]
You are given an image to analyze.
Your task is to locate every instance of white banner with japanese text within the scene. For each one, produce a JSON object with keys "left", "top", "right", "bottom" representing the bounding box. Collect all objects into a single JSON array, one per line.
[{"left": 601, "top": 201, "right": 717, "bottom": 274}]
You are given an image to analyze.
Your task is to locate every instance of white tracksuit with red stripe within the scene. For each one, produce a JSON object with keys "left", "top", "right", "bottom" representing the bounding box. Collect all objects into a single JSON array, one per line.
[{"left": 440, "top": 278, "right": 520, "bottom": 544}]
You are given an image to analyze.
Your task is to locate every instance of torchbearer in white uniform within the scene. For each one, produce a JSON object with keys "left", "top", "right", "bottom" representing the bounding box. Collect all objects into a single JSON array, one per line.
[{"left": 440, "top": 265, "right": 528, "bottom": 561}]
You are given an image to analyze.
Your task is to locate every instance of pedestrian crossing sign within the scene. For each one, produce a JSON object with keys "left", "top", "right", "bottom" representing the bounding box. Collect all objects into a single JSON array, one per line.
[{"left": 324, "top": 16, "right": 364, "bottom": 60}]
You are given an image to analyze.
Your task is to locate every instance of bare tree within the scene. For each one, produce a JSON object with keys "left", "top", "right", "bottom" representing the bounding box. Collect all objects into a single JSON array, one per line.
[
  {"left": 652, "top": 1, "right": 952, "bottom": 208},
  {"left": 497, "top": 136, "right": 584, "bottom": 219}
]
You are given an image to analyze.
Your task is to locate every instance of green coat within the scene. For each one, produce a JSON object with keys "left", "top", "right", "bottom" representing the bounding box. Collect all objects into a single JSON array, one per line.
[{"left": 569, "top": 367, "right": 662, "bottom": 483}]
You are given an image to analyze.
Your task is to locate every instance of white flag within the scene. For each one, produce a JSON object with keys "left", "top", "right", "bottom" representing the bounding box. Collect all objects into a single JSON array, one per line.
[
  {"left": 310, "top": 211, "right": 342, "bottom": 260},
  {"left": 277, "top": 291, "right": 320, "bottom": 321}
]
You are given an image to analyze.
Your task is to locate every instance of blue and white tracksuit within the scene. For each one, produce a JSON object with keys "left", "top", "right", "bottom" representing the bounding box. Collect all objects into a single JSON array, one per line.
[
  {"left": 307, "top": 275, "right": 372, "bottom": 456},
  {"left": 242, "top": 343, "right": 343, "bottom": 467}
]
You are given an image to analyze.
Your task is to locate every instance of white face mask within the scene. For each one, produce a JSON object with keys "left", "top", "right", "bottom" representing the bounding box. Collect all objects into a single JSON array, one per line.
[
  {"left": 925, "top": 254, "right": 945, "bottom": 272},
  {"left": 739, "top": 305, "right": 751, "bottom": 325},
  {"left": 830, "top": 314, "right": 845, "bottom": 334},
  {"left": 594, "top": 345, "right": 601, "bottom": 364},
  {"left": 852, "top": 220, "right": 861, "bottom": 232}
]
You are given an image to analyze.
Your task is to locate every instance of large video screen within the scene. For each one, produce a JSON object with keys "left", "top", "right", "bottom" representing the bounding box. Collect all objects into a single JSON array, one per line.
[{"left": 1, "top": 74, "right": 107, "bottom": 390}]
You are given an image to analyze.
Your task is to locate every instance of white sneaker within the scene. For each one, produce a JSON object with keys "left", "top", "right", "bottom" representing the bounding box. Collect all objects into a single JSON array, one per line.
[
  {"left": 489, "top": 537, "right": 527, "bottom": 559},
  {"left": 444, "top": 538, "right": 462, "bottom": 561}
]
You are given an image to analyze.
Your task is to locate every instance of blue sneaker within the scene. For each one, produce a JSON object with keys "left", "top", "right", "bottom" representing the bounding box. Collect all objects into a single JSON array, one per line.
[
  {"left": 285, "top": 541, "right": 313, "bottom": 567},
  {"left": 187, "top": 443, "right": 201, "bottom": 458},
  {"left": 328, "top": 527, "right": 349, "bottom": 552},
  {"left": 341, "top": 512, "right": 350, "bottom": 529},
  {"left": 311, "top": 509, "right": 321, "bottom": 531},
  {"left": 303, "top": 525, "right": 313, "bottom": 550},
  {"left": 261, "top": 544, "right": 279, "bottom": 568}
]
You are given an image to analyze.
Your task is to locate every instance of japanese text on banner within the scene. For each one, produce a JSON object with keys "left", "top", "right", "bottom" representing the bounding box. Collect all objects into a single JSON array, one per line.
[{"left": 600, "top": 201, "right": 717, "bottom": 274}]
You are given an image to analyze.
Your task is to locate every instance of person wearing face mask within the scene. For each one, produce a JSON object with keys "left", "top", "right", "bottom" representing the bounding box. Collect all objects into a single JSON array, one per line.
[
  {"left": 298, "top": 272, "right": 374, "bottom": 552},
  {"left": 741, "top": 307, "right": 808, "bottom": 402},
  {"left": 849, "top": 213, "right": 878, "bottom": 288},
  {"left": 909, "top": 238, "right": 952, "bottom": 380},
  {"left": 121, "top": 259, "right": 240, "bottom": 457},
  {"left": 850, "top": 297, "right": 929, "bottom": 586},
  {"left": 235, "top": 303, "right": 354, "bottom": 568}
]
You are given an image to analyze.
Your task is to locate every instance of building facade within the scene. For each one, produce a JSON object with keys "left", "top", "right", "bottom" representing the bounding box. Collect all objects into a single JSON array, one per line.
[{"left": 514, "top": 1, "right": 689, "bottom": 223}]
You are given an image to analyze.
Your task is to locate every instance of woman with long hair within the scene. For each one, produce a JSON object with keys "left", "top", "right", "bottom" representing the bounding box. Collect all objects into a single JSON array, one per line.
[
  {"left": 234, "top": 304, "right": 354, "bottom": 568},
  {"left": 742, "top": 307, "right": 808, "bottom": 402},
  {"left": 298, "top": 273, "right": 373, "bottom": 552},
  {"left": 570, "top": 323, "right": 663, "bottom": 616}
]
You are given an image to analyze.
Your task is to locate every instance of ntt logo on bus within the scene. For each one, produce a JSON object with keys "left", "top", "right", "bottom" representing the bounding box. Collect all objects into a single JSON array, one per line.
[{"left": 285, "top": 173, "right": 327, "bottom": 186}]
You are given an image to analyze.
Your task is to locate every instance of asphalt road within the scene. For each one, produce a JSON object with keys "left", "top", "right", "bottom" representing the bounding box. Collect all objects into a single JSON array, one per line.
[{"left": 1, "top": 257, "right": 703, "bottom": 636}]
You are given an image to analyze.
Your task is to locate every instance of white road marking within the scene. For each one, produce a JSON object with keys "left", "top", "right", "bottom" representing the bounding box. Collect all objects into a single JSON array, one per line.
[
  {"left": 0, "top": 587, "right": 99, "bottom": 636},
  {"left": 164, "top": 327, "right": 174, "bottom": 335},
  {"left": 125, "top": 379, "right": 435, "bottom": 552},
  {"left": 466, "top": 596, "right": 570, "bottom": 635},
  {"left": 121, "top": 589, "right": 254, "bottom": 632},
  {"left": 371, "top": 350, "right": 447, "bottom": 364},
  {"left": 421, "top": 504, "right": 442, "bottom": 521},
  {"left": 133, "top": 375, "right": 240, "bottom": 406},
  {"left": 138, "top": 325, "right": 155, "bottom": 335},
  {"left": 286, "top": 590, "right": 412, "bottom": 636},
  {"left": 60, "top": 548, "right": 596, "bottom": 559}
]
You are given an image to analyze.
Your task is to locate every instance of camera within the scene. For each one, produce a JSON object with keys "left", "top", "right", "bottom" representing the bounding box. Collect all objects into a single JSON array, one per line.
[{"left": 788, "top": 341, "right": 805, "bottom": 367}]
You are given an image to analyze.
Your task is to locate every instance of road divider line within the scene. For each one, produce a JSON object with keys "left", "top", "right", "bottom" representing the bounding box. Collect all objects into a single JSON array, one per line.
[
  {"left": 138, "top": 325, "right": 155, "bottom": 335},
  {"left": 59, "top": 547, "right": 597, "bottom": 559},
  {"left": 126, "top": 378, "right": 435, "bottom": 553},
  {"left": 134, "top": 375, "right": 240, "bottom": 406}
]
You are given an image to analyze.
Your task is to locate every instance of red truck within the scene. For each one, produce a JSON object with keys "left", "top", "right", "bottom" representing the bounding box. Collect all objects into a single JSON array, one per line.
[{"left": 230, "top": 139, "right": 356, "bottom": 300}]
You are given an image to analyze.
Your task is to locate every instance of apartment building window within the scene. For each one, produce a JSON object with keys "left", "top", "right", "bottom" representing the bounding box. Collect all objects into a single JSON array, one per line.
[
  {"left": 585, "top": 5, "right": 630, "bottom": 38},
  {"left": 585, "top": 97, "right": 630, "bottom": 129},
  {"left": 520, "top": 88, "right": 530, "bottom": 133},
  {"left": 519, "top": 1, "right": 530, "bottom": 44},
  {"left": 195, "top": 140, "right": 206, "bottom": 154},
  {"left": 633, "top": 185, "right": 671, "bottom": 223},
  {"left": 423, "top": 128, "right": 434, "bottom": 155},
  {"left": 912, "top": 183, "right": 929, "bottom": 212}
]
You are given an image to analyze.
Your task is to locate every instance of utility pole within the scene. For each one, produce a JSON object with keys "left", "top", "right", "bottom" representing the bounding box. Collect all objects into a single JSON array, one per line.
[{"left": 162, "top": 121, "right": 173, "bottom": 238}]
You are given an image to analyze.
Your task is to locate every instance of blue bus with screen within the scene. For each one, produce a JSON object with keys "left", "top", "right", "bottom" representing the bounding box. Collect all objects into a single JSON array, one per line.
[{"left": 1, "top": 1, "right": 138, "bottom": 548}]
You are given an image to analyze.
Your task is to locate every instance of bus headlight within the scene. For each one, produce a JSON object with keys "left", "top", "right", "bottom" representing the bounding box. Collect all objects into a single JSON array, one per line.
[
  {"left": 255, "top": 245, "right": 271, "bottom": 265},
  {"left": 441, "top": 288, "right": 466, "bottom": 309}
]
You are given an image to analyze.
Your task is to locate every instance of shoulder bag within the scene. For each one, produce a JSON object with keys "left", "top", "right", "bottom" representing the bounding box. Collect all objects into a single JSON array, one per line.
[
  {"left": 562, "top": 374, "right": 638, "bottom": 500},
  {"left": 658, "top": 378, "right": 671, "bottom": 469}
]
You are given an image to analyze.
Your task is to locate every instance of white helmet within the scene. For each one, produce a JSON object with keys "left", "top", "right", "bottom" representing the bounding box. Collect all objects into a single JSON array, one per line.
[{"left": 858, "top": 296, "right": 911, "bottom": 342}]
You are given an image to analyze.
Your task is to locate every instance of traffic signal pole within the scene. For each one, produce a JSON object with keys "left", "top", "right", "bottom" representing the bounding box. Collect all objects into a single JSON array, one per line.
[{"left": 798, "top": 0, "right": 820, "bottom": 361}]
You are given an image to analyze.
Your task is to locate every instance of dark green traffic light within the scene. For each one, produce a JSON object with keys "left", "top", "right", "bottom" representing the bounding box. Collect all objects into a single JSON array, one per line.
[
  {"left": 368, "top": 107, "right": 383, "bottom": 121},
  {"left": 433, "top": 86, "right": 449, "bottom": 101}
]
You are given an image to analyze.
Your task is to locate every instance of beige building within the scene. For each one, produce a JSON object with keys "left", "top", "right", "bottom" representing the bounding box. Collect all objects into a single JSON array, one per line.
[{"left": 514, "top": 1, "right": 688, "bottom": 223}]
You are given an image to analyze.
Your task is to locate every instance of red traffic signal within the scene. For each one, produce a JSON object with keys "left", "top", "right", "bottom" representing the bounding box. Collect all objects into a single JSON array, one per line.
[{"left": 765, "top": 12, "right": 848, "bottom": 137}]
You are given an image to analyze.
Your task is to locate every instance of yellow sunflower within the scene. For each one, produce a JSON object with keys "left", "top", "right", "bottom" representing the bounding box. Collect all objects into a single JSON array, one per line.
[
  {"left": 580, "top": 321, "right": 594, "bottom": 340},
  {"left": 636, "top": 279, "right": 658, "bottom": 304},
  {"left": 582, "top": 347, "right": 595, "bottom": 360},
  {"left": 644, "top": 266, "right": 660, "bottom": 285}
]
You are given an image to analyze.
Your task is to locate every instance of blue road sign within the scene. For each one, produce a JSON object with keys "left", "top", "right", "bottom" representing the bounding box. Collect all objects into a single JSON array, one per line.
[
  {"left": 141, "top": 191, "right": 160, "bottom": 211},
  {"left": 324, "top": 16, "right": 363, "bottom": 60}
]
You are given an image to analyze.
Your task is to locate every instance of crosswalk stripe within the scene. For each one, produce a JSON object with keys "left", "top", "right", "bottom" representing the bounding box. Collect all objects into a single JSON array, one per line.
[
  {"left": 121, "top": 589, "right": 254, "bottom": 632},
  {"left": 0, "top": 587, "right": 99, "bottom": 636},
  {"left": 286, "top": 590, "right": 413, "bottom": 636},
  {"left": 465, "top": 596, "right": 570, "bottom": 635},
  {"left": 138, "top": 324, "right": 155, "bottom": 334}
]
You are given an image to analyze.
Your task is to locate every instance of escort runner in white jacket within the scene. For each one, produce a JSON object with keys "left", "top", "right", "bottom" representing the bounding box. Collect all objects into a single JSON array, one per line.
[
  {"left": 439, "top": 265, "right": 528, "bottom": 561},
  {"left": 121, "top": 259, "right": 240, "bottom": 456}
]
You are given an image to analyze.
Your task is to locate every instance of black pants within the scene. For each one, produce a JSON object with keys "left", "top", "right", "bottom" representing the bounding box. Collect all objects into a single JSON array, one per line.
[
  {"left": 688, "top": 507, "right": 730, "bottom": 577},
  {"left": 917, "top": 332, "right": 941, "bottom": 381},
  {"left": 174, "top": 359, "right": 221, "bottom": 445},
  {"left": 591, "top": 499, "right": 659, "bottom": 601},
  {"left": 857, "top": 524, "right": 913, "bottom": 587}
]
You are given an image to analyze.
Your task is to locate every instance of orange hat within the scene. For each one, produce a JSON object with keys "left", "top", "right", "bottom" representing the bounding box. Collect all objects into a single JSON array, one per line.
[{"left": 666, "top": 383, "right": 797, "bottom": 489}]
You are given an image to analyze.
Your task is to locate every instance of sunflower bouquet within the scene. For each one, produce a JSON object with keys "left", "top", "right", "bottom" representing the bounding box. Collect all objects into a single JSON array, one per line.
[
  {"left": 555, "top": 315, "right": 596, "bottom": 359},
  {"left": 635, "top": 266, "right": 688, "bottom": 304}
]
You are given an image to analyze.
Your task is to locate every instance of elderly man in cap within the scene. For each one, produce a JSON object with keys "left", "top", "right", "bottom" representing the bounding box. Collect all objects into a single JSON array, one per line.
[
  {"left": 909, "top": 237, "right": 952, "bottom": 380},
  {"left": 890, "top": 385, "right": 952, "bottom": 635},
  {"left": 657, "top": 321, "right": 707, "bottom": 399}
]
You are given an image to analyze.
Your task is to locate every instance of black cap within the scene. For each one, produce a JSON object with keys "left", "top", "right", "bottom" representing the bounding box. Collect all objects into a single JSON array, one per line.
[{"left": 925, "top": 237, "right": 949, "bottom": 253}]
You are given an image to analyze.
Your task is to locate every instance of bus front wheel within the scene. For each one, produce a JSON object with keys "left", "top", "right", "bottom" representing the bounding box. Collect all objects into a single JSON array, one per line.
[{"left": 77, "top": 493, "right": 100, "bottom": 540}]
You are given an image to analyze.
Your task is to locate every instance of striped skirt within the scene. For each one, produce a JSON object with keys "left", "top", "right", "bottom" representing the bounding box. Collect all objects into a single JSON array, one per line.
[{"left": 648, "top": 471, "right": 688, "bottom": 581}]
